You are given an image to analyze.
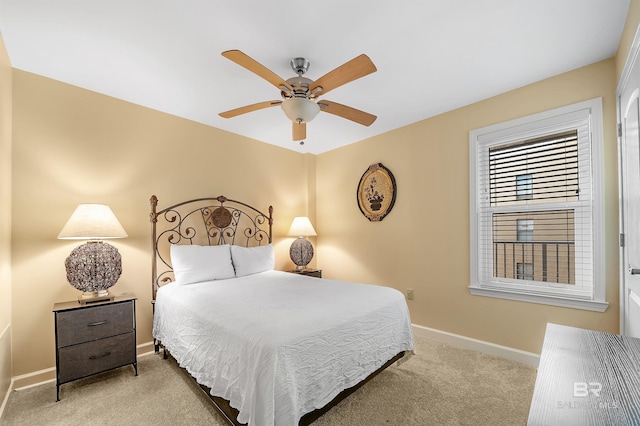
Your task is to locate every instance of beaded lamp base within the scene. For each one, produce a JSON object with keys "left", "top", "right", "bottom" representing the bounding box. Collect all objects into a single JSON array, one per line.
[
  {"left": 290, "top": 237, "right": 314, "bottom": 270},
  {"left": 64, "top": 241, "right": 122, "bottom": 296}
]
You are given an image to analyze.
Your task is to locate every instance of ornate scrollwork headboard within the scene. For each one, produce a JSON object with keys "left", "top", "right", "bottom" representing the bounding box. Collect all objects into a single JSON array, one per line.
[{"left": 150, "top": 195, "right": 273, "bottom": 300}]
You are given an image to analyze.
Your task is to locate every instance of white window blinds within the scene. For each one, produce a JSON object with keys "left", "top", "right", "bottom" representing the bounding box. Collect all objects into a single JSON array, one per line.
[
  {"left": 489, "top": 131, "right": 579, "bottom": 206},
  {"left": 470, "top": 99, "right": 605, "bottom": 310}
]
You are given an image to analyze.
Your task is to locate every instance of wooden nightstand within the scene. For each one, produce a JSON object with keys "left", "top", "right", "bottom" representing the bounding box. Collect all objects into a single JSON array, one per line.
[
  {"left": 53, "top": 294, "right": 137, "bottom": 401},
  {"left": 288, "top": 269, "right": 322, "bottom": 278}
]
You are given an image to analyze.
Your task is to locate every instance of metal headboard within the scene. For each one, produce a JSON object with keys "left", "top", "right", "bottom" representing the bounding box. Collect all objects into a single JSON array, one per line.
[{"left": 150, "top": 195, "right": 273, "bottom": 300}]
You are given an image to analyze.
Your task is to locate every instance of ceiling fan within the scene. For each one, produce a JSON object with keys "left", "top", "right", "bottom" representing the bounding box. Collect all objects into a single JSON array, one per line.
[{"left": 219, "top": 50, "right": 377, "bottom": 141}]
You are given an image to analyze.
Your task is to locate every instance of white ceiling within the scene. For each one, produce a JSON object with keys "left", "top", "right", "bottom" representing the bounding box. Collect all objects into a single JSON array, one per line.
[{"left": 0, "top": 1, "right": 630, "bottom": 154}]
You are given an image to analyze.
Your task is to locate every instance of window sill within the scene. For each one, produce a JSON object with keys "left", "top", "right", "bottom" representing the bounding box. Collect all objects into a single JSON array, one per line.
[{"left": 469, "top": 286, "right": 608, "bottom": 312}]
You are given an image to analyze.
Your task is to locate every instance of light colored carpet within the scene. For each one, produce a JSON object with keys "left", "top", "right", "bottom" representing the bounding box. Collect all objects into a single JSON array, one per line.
[{"left": 1, "top": 335, "right": 536, "bottom": 425}]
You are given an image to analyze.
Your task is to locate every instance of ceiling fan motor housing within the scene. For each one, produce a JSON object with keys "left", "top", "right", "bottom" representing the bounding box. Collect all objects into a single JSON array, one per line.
[
  {"left": 282, "top": 76, "right": 314, "bottom": 99},
  {"left": 290, "top": 57, "right": 310, "bottom": 75}
]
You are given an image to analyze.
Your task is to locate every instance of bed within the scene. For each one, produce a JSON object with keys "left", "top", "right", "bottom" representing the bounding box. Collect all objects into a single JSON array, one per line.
[{"left": 150, "top": 195, "right": 414, "bottom": 426}]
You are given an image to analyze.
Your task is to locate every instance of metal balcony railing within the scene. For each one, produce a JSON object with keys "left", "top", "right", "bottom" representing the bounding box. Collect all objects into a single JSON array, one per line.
[{"left": 493, "top": 240, "right": 575, "bottom": 284}]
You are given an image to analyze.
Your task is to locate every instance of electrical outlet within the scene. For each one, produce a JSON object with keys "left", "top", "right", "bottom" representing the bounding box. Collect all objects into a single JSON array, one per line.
[{"left": 407, "top": 289, "right": 414, "bottom": 300}]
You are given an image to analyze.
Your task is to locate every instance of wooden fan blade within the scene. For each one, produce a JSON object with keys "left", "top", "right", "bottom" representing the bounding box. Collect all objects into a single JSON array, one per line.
[
  {"left": 219, "top": 100, "right": 282, "bottom": 118},
  {"left": 309, "top": 54, "right": 376, "bottom": 97},
  {"left": 222, "top": 50, "right": 293, "bottom": 92},
  {"left": 318, "top": 100, "right": 377, "bottom": 126},
  {"left": 292, "top": 121, "right": 306, "bottom": 141}
]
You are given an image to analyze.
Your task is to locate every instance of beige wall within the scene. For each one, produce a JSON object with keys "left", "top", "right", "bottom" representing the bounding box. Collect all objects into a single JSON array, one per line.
[
  {"left": 11, "top": 70, "right": 310, "bottom": 380},
  {"left": 316, "top": 58, "right": 619, "bottom": 354},
  {"left": 0, "top": 36, "right": 12, "bottom": 404},
  {"left": 6, "top": 1, "right": 640, "bottom": 383}
]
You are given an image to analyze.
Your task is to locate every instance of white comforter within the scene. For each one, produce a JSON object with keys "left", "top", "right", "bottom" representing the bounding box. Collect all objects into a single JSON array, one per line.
[{"left": 153, "top": 270, "right": 414, "bottom": 426}]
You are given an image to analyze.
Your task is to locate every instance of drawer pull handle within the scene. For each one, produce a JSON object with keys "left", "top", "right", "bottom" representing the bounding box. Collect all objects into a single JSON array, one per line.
[
  {"left": 89, "top": 351, "right": 111, "bottom": 360},
  {"left": 87, "top": 320, "right": 109, "bottom": 327}
]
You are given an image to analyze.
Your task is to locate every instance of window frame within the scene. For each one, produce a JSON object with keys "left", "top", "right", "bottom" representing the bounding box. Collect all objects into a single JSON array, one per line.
[{"left": 469, "top": 98, "right": 608, "bottom": 312}]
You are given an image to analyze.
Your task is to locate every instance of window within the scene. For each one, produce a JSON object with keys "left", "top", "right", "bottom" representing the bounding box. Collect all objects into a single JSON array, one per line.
[
  {"left": 516, "top": 263, "right": 534, "bottom": 281},
  {"left": 469, "top": 98, "right": 607, "bottom": 312},
  {"left": 516, "top": 219, "right": 534, "bottom": 242},
  {"left": 516, "top": 174, "right": 533, "bottom": 200}
]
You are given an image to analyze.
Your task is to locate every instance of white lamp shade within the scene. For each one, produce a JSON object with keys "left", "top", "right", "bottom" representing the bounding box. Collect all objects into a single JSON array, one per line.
[
  {"left": 58, "top": 204, "right": 128, "bottom": 239},
  {"left": 287, "top": 216, "right": 317, "bottom": 237},
  {"left": 281, "top": 98, "right": 320, "bottom": 123}
]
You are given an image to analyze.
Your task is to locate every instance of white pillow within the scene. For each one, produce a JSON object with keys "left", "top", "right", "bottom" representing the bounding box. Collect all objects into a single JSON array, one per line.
[
  {"left": 170, "top": 244, "right": 235, "bottom": 284},
  {"left": 231, "top": 244, "right": 275, "bottom": 277}
]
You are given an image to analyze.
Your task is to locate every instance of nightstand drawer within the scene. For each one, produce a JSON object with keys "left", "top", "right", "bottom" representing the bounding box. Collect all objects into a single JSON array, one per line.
[
  {"left": 56, "top": 301, "right": 134, "bottom": 347},
  {"left": 57, "top": 331, "right": 136, "bottom": 383}
]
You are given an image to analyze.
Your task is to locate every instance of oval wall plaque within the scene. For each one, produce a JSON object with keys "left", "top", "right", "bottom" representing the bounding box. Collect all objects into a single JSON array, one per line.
[{"left": 356, "top": 163, "right": 396, "bottom": 222}]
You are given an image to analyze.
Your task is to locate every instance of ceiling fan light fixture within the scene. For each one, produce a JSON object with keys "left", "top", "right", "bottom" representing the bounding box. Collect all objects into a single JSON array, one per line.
[{"left": 281, "top": 97, "right": 320, "bottom": 123}]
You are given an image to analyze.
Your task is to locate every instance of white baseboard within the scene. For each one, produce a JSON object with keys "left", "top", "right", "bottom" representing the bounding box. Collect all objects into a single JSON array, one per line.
[
  {"left": 11, "top": 368, "right": 56, "bottom": 391},
  {"left": 412, "top": 324, "right": 540, "bottom": 367},
  {"left": 0, "top": 324, "right": 11, "bottom": 418},
  {"left": 0, "top": 365, "right": 54, "bottom": 419},
  {"left": 0, "top": 383, "right": 9, "bottom": 421},
  {"left": 137, "top": 341, "right": 155, "bottom": 356}
]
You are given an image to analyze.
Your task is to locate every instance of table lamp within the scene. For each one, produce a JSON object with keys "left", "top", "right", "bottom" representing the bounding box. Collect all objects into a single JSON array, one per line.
[
  {"left": 58, "top": 204, "right": 128, "bottom": 302},
  {"left": 287, "top": 216, "right": 317, "bottom": 270}
]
